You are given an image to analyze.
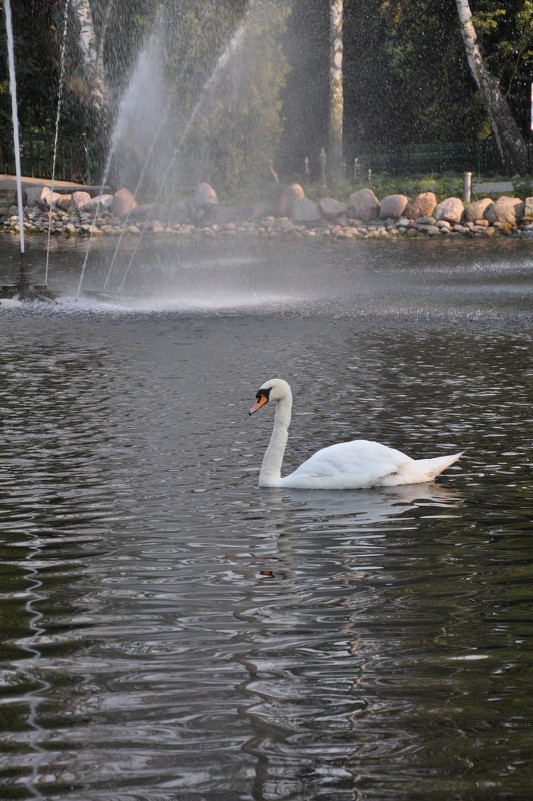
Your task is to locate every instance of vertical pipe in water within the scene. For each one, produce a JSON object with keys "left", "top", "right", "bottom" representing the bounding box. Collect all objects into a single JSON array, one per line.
[{"left": 3, "top": 0, "right": 30, "bottom": 292}]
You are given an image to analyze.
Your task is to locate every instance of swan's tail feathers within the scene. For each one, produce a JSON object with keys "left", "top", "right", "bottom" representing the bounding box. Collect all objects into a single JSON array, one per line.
[{"left": 410, "top": 451, "right": 463, "bottom": 483}]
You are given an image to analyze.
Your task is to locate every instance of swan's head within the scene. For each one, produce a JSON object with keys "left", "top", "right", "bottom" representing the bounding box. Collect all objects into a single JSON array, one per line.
[{"left": 249, "top": 378, "right": 291, "bottom": 415}]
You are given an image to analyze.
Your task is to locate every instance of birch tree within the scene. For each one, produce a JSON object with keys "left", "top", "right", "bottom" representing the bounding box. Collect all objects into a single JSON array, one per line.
[
  {"left": 70, "top": 0, "right": 113, "bottom": 123},
  {"left": 455, "top": 0, "right": 528, "bottom": 174},
  {"left": 328, "top": 0, "right": 343, "bottom": 177}
]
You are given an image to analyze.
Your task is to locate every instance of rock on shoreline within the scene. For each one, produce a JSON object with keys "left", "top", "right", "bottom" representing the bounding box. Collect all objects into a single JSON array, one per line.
[{"left": 1, "top": 181, "right": 533, "bottom": 241}]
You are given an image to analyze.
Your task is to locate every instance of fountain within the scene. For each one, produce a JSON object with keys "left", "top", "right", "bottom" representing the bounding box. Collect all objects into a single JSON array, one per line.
[
  {"left": 102, "top": 12, "right": 253, "bottom": 299},
  {"left": 0, "top": 0, "right": 291, "bottom": 311},
  {"left": 77, "top": 4, "right": 255, "bottom": 301},
  {"left": 76, "top": 31, "right": 169, "bottom": 301}
]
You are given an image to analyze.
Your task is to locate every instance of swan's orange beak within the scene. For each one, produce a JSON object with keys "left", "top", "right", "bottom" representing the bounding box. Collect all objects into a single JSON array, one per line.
[{"left": 249, "top": 394, "right": 269, "bottom": 415}]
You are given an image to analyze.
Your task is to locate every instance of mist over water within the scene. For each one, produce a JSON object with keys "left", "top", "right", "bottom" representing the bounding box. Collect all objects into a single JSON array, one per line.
[{"left": 4, "top": 235, "right": 532, "bottom": 321}]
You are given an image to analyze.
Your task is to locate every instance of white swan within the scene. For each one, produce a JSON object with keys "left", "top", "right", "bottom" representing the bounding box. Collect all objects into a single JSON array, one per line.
[{"left": 249, "top": 378, "right": 462, "bottom": 489}]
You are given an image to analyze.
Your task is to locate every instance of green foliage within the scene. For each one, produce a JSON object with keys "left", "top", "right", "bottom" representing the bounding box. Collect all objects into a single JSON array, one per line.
[
  {"left": 1, "top": 0, "right": 531, "bottom": 192},
  {"left": 292, "top": 172, "right": 467, "bottom": 206},
  {"left": 164, "top": 0, "right": 290, "bottom": 195},
  {"left": 512, "top": 174, "right": 533, "bottom": 198},
  {"left": 472, "top": 7, "right": 508, "bottom": 34},
  {"left": 356, "top": 173, "right": 463, "bottom": 203},
  {"left": 470, "top": 0, "right": 533, "bottom": 132},
  {"left": 343, "top": 0, "right": 484, "bottom": 149},
  {"left": 276, "top": 0, "right": 329, "bottom": 178}
]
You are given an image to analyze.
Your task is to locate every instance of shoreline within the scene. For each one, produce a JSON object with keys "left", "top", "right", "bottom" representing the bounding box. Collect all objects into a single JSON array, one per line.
[
  {"left": 1, "top": 177, "right": 532, "bottom": 242},
  {"left": 2, "top": 210, "right": 532, "bottom": 242}
]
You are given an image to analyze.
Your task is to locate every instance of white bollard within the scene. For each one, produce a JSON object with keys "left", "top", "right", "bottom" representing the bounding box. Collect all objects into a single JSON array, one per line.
[{"left": 464, "top": 171, "right": 472, "bottom": 204}]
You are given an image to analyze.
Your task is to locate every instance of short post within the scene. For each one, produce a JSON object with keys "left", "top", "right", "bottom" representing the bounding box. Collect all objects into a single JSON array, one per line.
[
  {"left": 464, "top": 171, "right": 472, "bottom": 204},
  {"left": 368, "top": 168, "right": 372, "bottom": 184},
  {"left": 320, "top": 148, "right": 327, "bottom": 188},
  {"left": 304, "top": 156, "right": 309, "bottom": 181},
  {"left": 354, "top": 157, "right": 359, "bottom": 182},
  {"left": 83, "top": 133, "right": 91, "bottom": 185}
]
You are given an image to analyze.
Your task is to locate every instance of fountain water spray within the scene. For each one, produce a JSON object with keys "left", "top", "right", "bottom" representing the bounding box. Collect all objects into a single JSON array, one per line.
[
  {"left": 74, "top": 141, "right": 117, "bottom": 301},
  {"left": 102, "top": 112, "right": 166, "bottom": 291},
  {"left": 102, "top": 6, "right": 216, "bottom": 291},
  {"left": 44, "top": 0, "right": 72, "bottom": 287},
  {"left": 102, "top": 36, "right": 168, "bottom": 290},
  {"left": 75, "top": 33, "right": 167, "bottom": 301},
  {"left": 3, "top": 0, "right": 29, "bottom": 293},
  {"left": 114, "top": 8, "right": 253, "bottom": 295},
  {"left": 76, "top": 0, "right": 256, "bottom": 300}
]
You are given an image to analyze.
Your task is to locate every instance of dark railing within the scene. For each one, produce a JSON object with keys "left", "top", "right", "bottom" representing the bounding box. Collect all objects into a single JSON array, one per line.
[
  {"left": 0, "top": 131, "right": 507, "bottom": 186},
  {"left": 350, "top": 141, "right": 502, "bottom": 178},
  {"left": 0, "top": 129, "right": 92, "bottom": 183}
]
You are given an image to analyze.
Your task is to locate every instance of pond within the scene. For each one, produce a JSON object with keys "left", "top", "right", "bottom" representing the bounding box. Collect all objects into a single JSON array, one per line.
[{"left": 1, "top": 235, "right": 533, "bottom": 800}]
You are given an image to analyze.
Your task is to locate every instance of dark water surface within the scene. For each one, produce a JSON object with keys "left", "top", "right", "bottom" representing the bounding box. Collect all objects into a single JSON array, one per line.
[{"left": 1, "top": 236, "right": 533, "bottom": 800}]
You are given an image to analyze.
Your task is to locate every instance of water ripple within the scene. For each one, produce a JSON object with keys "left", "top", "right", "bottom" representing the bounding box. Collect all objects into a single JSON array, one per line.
[{"left": 1, "top": 241, "right": 533, "bottom": 799}]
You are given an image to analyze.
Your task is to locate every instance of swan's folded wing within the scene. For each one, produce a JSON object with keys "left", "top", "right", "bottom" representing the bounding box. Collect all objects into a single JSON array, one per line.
[{"left": 282, "top": 439, "right": 412, "bottom": 489}]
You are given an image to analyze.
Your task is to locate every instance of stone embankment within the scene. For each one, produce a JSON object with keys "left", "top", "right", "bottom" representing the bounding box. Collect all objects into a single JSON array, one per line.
[{"left": 1, "top": 181, "right": 533, "bottom": 242}]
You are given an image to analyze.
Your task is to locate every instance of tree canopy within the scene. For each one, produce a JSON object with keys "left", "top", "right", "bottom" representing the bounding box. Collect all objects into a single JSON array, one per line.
[{"left": 0, "top": 0, "right": 531, "bottom": 190}]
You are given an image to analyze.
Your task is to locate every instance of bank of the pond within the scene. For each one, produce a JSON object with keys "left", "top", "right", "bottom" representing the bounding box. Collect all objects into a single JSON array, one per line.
[{"left": 1, "top": 178, "right": 533, "bottom": 242}]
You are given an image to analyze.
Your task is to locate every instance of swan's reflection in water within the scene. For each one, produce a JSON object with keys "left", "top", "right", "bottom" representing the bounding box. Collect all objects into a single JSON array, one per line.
[
  {"left": 248, "top": 482, "right": 464, "bottom": 581},
  {"left": 240, "top": 483, "right": 465, "bottom": 799},
  {"left": 259, "top": 481, "right": 463, "bottom": 531}
]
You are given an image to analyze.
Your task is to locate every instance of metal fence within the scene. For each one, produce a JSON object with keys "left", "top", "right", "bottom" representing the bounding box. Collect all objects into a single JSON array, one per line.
[
  {"left": 350, "top": 141, "right": 503, "bottom": 178},
  {"left": 0, "top": 129, "right": 91, "bottom": 183},
  {"left": 0, "top": 131, "right": 509, "bottom": 185}
]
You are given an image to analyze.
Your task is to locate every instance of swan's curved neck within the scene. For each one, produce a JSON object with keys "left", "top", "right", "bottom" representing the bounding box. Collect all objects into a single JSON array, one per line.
[{"left": 259, "top": 391, "right": 292, "bottom": 487}]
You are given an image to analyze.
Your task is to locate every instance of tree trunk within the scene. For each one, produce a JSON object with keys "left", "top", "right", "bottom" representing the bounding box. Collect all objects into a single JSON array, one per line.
[
  {"left": 70, "top": 0, "right": 111, "bottom": 123},
  {"left": 455, "top": 0, "right": 528, "bottom": 174},
  {"left": 328, "top": 0, "right": 343, "bottom": 177}
]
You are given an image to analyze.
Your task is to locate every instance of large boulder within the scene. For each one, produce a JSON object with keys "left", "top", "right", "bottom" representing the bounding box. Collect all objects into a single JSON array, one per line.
[
  {"left": 112, "top": 187, "right": 137, "bottom": 218},
  {"left": 434, "top": 197, "right": 464, "bottom": 224},
  {"left": 319, "top": 197, "right": 347, "bottom": 220},
  {"left": 0, "top": 188, "right": 17, "bottom": 207},
  {"left": 24, "top": 187, "right": 43, "bottom": 208},
  {"left": 523, "top": 197, "right": 533, "bottom": 222},
  {"left": 291, "top": 197, "right": 321, "bottom": 223},
  {"left": 194, "top": 182, "right": 218, "bottom": 207},
  {"left": 42, "top": 187, "right": 62, "bottom": 208},
  {"left": 464, "top": 197, "right": 494, "bottom": 223},
  {"left": 379, "top": 194, "right": 408, "bottom": 219},
  {"left": 56, "top": 194, "right": 72, "bottom": 211},
  {"left": 234, "top": 203, "right": 269, "bottom": 222},
  {"left": 348, "top": 188, "right": 380, "bottom": 222},
  {"left": 209, "top": 206, "right": 238, "bottom": 225},
  {"left": 128, "top": 203, "right": 169, "bottom": 223},
  {"left": 70, "top": 191, "right": 92, "bottom": 211},
  {"left": 485, "top": 196, "right": 525, "bottom": 225},
  {"left": 276, "top": 183, "right": 305, "bottom": 216},
  {"left": 168, "top": 199, "right": 192, "bottom": 225},
  {"left": 80, "top": 193, "right": 114, "bottom": 213},
  {"left": 406, "top": 191, "right": 437, "bottom": 220},
  {"left": 128, "top": 203, "right": 150, "bottom": 222},
  {"left": 25, "top": 186, "right": 60, "bottom": 209}
]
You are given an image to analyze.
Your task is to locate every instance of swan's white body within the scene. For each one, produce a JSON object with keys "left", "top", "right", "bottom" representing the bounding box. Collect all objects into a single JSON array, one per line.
[{"left": 249, "top": 378, "right": 461, "bottom": 490}]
